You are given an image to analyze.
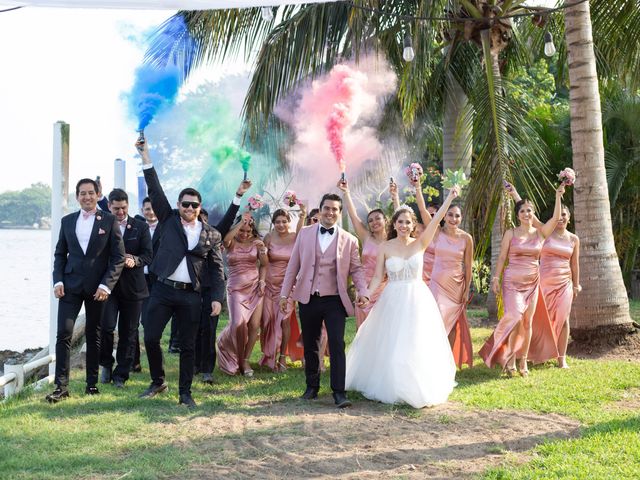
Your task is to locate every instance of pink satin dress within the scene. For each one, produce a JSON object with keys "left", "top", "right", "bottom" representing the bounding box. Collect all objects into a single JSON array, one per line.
[
  {"left": 422, "top": 241, "right": 436, "bottom": 285},
  {"left": 217, "top": 243, "right": 264, "bottom": 375},
  {"left": 540, "top": 235, "right": 576, "bottom": 339},
  {"left": 259, "top": 241, "right": 304, "bottom": 369},
  {"left": 355, "top": 238, "right": 386, "bottom": 328},
  {"left": 429, "top": 232, "right": 473, "bottom": 368},
  {"left": 479, "top": 234, "right": 558, "bottom": 368}
]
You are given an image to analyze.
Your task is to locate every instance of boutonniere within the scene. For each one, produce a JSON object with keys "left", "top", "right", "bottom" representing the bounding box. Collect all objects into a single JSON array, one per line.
[
  {"left": 127, "top": 224, "right": 132, "bottom": 230},
  {"left": 205, "top": 239, "right": 211, "bottom": 246},
  {"left": 96, "top": 215, "right": 102, "bottom": 221},
  {"left": 98, "top": 228, "right": 106, "bottom": 235}
]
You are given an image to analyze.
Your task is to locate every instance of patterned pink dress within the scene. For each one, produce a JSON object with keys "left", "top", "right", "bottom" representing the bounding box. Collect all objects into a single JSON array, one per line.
[
  {"left": 259, "top": 241, "right": 304, "bottom": 369},
  {"left": 355, "top": 238, "right": 386, "bottom": 329},
  {"left": 479, "top": 234, "right": 558, "bottom": 368},
  {"left": 429, "top": 232, "right": 473, "bottom": 368},
  {"left": 422, "top": 241, "right": 436, "bottom": 285},
  {"left": 217, "top": 243, "right": 263, "bottom": 375},
  {"left": 540, "top": 235, "right": 576, "bottom": 339}
]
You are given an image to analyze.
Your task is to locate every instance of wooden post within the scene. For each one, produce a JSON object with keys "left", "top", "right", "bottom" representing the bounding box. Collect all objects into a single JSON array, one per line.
[{"left": 49, "top": 122, "right": 70, "bottom": 377}]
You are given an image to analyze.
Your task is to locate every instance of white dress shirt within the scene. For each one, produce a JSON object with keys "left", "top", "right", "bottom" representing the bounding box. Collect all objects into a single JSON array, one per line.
[
  {"left": 144, "top": 221, "right": 158, "bottom": 275},
  {"left": 317, "top": 223, "right": 338, "bottom": 253},
  {"left": 76, "top": 211, "right": 96, "bottom": 254},
  {"left": 167, "top": 221, "right": 203, "bottom": 283},
  {"left": 118, "top": 216, "right": 129, "bottom": 236}
]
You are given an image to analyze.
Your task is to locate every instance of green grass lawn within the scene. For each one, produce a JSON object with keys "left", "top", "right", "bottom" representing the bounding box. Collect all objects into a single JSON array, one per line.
[{"left": 0, "top": 301, "right": 638, "bottom": 479}]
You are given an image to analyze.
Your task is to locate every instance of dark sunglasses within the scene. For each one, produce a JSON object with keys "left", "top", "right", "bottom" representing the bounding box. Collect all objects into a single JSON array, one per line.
[{"left": 181, "top": 201, "right": 201, "bottom": 209}]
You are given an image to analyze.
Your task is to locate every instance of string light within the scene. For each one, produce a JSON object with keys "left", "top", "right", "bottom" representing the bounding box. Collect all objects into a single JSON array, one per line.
[
  {"left": 403, "top": 33, "right": 415, "bottom": 62},
  {"left": 544, "top": 31, "right": 557, "bottom": 57}
]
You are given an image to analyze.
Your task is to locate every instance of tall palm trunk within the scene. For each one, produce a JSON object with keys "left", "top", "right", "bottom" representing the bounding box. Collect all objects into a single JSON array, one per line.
[
  {"left": 564, "top": 1, "right": 633, "bottom": 341},
  {"left": 442, "top": 76, "right": 472, "bottom": 176}
]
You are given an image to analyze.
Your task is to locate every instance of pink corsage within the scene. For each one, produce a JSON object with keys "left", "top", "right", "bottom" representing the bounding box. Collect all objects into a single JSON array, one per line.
[
  {"left": 558, "top": 167, "right": 576, "bottom": 186},
  {"left": 405, "top": 162, "right": 424, "bottom": 182},
  {"left": 246, "top": 194, "right": 264, "bottom": 212}
]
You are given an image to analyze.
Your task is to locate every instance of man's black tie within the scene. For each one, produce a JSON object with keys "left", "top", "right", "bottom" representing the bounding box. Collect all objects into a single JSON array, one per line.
[{"left": 320, "top": 226, "right": 335, "bottom": 235}]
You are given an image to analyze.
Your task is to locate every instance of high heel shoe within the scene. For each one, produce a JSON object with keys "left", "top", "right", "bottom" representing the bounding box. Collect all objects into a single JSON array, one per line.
[
  {"left": 276, "top": 354, "right": 287, "bottom": 372},
  {"left": 557, "top": 356, "right": 570, "bottom": 369},
  {"left": 518, "top": 358, "right": 529, "bottom": 377},
  {"left": 242, "top": 360, "right": 254, "bottom": 377},
  {"left": 501, "top": 352, "right": 517, "bottom": 378}
]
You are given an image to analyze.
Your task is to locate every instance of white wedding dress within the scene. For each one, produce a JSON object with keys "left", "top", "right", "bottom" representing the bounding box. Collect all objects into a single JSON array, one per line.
[{"left": 346, "top": 252, "right": 457, "bottom": 408}]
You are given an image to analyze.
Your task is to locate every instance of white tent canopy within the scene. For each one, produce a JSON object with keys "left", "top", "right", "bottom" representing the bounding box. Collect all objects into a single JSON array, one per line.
[{"left": 0, "top": 0, "right": 335, "bottom": 9}]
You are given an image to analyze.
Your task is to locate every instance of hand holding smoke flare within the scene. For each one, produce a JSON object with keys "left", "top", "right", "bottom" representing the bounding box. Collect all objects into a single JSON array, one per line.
[{"left": 557, "top": 167, "right": 576, "bottom": 186}]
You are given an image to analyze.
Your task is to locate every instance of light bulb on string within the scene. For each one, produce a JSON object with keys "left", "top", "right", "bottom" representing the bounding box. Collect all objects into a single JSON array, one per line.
[
  {"left": 261, "top": 7, "right": 274, "bottom": 22},
  {"left": 403, "top": 34, "right": 415, "bottom": 62},
  {"left": 544, "top": 32, "right": 556, "bottom": 57}
]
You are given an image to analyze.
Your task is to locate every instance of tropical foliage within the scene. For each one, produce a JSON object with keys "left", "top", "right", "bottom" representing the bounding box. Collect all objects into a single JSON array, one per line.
[{"left": 0, "top": 182, "right": 51, "bottom": 227}]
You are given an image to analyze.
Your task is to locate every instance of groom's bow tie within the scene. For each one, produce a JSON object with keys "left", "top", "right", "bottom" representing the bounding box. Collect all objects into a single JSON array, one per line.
[{"left": 320, "top": 226, "right": 335, "bottom": 235}]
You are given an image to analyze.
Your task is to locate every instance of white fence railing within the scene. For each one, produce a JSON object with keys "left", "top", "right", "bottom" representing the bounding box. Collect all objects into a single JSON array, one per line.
[{"left": 1, "top": 354, "right": 56, "bottom": 398}]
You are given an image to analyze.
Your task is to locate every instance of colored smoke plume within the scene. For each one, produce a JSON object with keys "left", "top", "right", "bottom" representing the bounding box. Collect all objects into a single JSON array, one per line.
[
  {"left": 275, "top": 55, "right": 397, "bottom": 206},
  {"left": 128, "top": 64, "right": 181, "bottom": 131}
]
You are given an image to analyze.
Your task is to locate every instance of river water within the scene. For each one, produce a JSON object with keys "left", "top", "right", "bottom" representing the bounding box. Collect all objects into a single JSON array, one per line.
[{"left": 0, "top": 229, "right": 52, "bottom": 351}]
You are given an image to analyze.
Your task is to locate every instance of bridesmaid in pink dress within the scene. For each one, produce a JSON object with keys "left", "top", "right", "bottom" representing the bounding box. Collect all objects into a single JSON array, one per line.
[
  {"left": 337, "top": 178, "right": 400, "bottom": 328},
  {"left": 479, "top": 185, "right": 565, "bottom": 376},
  {"left": 409, "top": 180, "right": 439, "bottom": 285},
  {"left": 259, "top": 207, "right": 306, "bottom": 371},
  {"left": 540, "top": 205, "right": 581, "bottom": 368},
  {"left": 217, "top": 213, "right": 268, "bottom": 376},
  {"left": 429, "top": 204, "right": 474, "bottom": 369}
]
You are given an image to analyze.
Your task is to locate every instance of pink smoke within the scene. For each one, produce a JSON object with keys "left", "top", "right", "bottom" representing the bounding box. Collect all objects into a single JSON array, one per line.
[{"left": 275, "top": 55, "right": 397, "bottom": 205}]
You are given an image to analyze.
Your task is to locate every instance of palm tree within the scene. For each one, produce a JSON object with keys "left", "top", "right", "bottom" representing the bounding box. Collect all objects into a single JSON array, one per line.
[{"left": 563, "top": 0, "right": 634, "bottom": 341}]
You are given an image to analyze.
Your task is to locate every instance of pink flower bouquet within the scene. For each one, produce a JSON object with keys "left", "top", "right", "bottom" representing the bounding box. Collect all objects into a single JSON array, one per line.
[
  {"left": 558, "top": 167, "right": 576, "bottom": 186},
  {"left": 284, "top": 190, "right": 302, "bottom": 208},
  {"left": 246, "top": 194, "right": 264, "bottom": 211},
  {"left": 405, "top": 162, "right": 424, "bottom": 182}
]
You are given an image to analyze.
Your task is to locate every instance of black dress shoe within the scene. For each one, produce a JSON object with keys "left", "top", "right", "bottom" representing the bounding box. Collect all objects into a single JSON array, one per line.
[
  {"left": 201, "top": 373, "right": 214, "bottom": 384},
  {"left": 85, "top": 386, "right": 100, "bottom": 395},
  {"left": 45, "top": 387, "right": 69, "bottom": 403},
  {"left": 139, "top": 382, "right": 168, "bottom": 398},
  {"left": 300, "top": 387, "right": 319, "bottom": 400},
  {"left": 100, "top": 367, "right": 112, "bottom": 384},
  {"left": 179, "top": 393, "right": 197, "bottom": 409},
  {"left": 112, "top": 378, "right": 125, "bottom": 389},
  {"left": 333, "top": 392, "right": 352, "bottom": 408},
  {"left": 168, "top": 345, "right": 180, "bottom": 354},
  {"left": 131, "top": 364, "right": 143, "bottom": 373}
]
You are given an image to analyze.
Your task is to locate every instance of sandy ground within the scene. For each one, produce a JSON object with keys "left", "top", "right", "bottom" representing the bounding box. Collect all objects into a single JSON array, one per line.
[{"left": 168, "top": 400, "right": 580, "bottom": 480}]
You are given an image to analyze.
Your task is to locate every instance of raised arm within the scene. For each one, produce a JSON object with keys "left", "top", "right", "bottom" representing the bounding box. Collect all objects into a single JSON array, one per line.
[
  {"left": 417, "top": 187, "right": 458, "bottom": 250},
  {"left": 223, "top": 212, "right": 252, "bottom": 248},
  {"left": 491, "top": 229, "right": 514, "bottom": 295},
  {"left": 538, "top": 184, "right": 565, "bottom": 239},
  {"left": 410, "top": 176, "right": 432, "bottom": 225},
  {"left": 389, "top": 180, "right": 401, "bottom": 211},
  {"left": 505, "top": 181, "right": 543, "bottom": 229},
  {"left": 136, "top": 138, "right": 172, "bottom": 223},
  {"left": 215, "top": 180, "right": 251, "bottom": 237},
  {"left": 296, "top": 203, "right": 307, "bottom": 233},
  {"left": 337, "top": 179, "right": 369, "bottom": 241}
]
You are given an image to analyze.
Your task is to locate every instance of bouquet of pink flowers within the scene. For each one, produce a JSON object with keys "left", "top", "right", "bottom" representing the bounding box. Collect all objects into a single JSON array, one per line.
[
  {"left": 246, "top": 194, "right": 264, "bottom": 211},
  {"left": 284, "top": 190, "right": 302, "bottom": 208},
  {"left": 558, "top": 167, "right": 576, "bottom": 186},
  {"left": 405, "top": 162, "right": 424, "bottom": 182}
]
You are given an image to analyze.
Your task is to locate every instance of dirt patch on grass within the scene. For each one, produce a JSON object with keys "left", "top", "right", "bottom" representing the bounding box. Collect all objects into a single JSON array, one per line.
[
  {"left": 568, "top": 328, "right": 640, "bottom": 363},
  {"left": 606, "top": 388, "right": 640, "bottom": 412},
  {"left": 170, "top": 400, "right": 579, "bottom": 479}
]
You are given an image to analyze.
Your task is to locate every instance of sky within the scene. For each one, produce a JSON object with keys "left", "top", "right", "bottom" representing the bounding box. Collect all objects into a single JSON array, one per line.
[{"left": 0, "top": 7, "right": 248, "bottom": 195}]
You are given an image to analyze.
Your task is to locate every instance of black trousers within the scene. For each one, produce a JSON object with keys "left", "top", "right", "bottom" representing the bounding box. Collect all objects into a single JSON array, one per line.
[
  {"left": 194, "top": 287, "right": 219, "bottom": 374},
  {"left": 55, "top": 291, "right": 105, "bottom": 388},
  {"left": 136, "top": 275, "right": 155, "bottom": 368},
  {"left": 99, "top": 294, "right": 143, "bottom": 382},
  {"left": 298, "top": 295, "right": 347, "bottom": 394},
  {"left": 144, "top": 281, "right": 201, "bottom": 395}
]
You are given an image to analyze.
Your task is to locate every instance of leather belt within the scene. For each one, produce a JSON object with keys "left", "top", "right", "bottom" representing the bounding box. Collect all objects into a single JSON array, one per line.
[{"left": 159, "top": 278, "right": 194, "bottom": 291}]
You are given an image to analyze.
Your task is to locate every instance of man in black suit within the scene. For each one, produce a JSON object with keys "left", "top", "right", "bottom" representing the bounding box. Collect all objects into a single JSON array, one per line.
[
  {"left": 99, "top": 189, "right": 153, "bottom": 388},
  {"left": 136, "top": 138, "right": 225, "bottom": 408},
  {"left": 46, "top": 179, "right": 125, "bottom": 403}
]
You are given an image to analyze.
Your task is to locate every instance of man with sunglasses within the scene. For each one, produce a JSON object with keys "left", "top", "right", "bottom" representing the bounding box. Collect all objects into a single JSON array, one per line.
[{"left": 136, "top": 138, "right": 225, "bottom": 409}]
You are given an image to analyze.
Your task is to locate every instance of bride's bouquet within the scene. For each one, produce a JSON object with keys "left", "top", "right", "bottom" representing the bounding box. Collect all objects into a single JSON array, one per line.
[
  {"left": 246, "top": 194, "right": 264, "bottom": 212},
  {"left": 558, "top": 167, "right": 576, "bottom": 186},
  {"left": 441, "top": 168, "right": 470, "bottom": 190},
  {"left": 405, "top": 162, "right": 423, "bottom": 182}
]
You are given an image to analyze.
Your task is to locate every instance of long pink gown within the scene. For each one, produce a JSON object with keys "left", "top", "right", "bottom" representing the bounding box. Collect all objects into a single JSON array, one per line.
[
  {"left": 422, "top": 241, "right": 436, "bottom": 285},
  {"left": 259, "top": 241, "right": 304, "bottom": 369},
  {"left": 429, "top": 232, "right": 473, "bottom": 368},
  {"left": 217, "top": 243, "right": 263, "bottom": 375},
  {"left": 479, "top": 234, "right": 558, "bottom": 368},
  {"left": 540, "top": 235, "right": 576, "bottom": 339},
  {"left": 355, "top": 238, "right": 386, "bottom": 328}
]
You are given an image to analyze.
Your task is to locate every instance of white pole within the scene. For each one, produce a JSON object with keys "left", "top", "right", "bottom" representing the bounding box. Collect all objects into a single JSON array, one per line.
[
  {"left": 49, "top": 122, "right": 70, "bottom": 377},
  {"left": 114, "top": 158, "right": 126, "bottom": 190}
]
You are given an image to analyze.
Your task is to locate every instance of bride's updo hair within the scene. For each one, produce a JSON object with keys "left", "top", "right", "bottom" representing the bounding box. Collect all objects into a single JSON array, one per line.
[{"left": 388, "top": 207, "right": 418, "bottom": 240}]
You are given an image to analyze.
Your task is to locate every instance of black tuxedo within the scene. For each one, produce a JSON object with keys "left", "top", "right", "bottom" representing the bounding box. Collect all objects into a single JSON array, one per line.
[
  {"left": 52, "top": 210, "right": 125, "bottom": 389},
  {"left": 100, "top": 217, "right": 153, "bottom": 382},
  {"left": 142, "top": 166, "right": 225, "bottom": 396}
]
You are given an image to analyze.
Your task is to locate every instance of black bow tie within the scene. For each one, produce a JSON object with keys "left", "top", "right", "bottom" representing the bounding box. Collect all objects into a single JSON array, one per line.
[{"left": 320, "top": 226, "right": 335, "bottom": 235}]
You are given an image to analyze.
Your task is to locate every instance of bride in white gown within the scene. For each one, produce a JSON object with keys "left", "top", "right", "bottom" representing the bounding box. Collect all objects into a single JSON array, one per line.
[{"left": 346, "top": 187, "right": 459, "bottom": 408}]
